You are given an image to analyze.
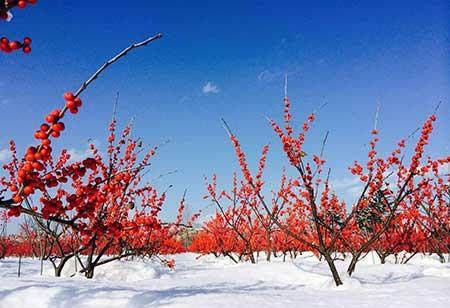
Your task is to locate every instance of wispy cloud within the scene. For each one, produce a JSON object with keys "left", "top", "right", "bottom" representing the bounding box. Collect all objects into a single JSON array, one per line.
[
  {"left": 257, "top": 70, "right": 282, "bottom": 82},
  {"left": 330, "top": 176, "right": 364, "bottom": 202},
  {"left": 202, "top": 81, "right": 219, "bottom": 95},
  {"left": 257, "top": 68, "right": 301, "bottom": 83},
  {"left": 438, "top": 163, "right": 449, "bottom": 176}
]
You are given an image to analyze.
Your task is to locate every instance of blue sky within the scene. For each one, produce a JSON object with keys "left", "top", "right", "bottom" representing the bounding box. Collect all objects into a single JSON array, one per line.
[{"left": 1, "top": 1, "right": 449, "bottom": 225}]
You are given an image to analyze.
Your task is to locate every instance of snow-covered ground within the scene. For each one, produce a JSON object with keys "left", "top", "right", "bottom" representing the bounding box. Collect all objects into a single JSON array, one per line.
[{"left": 0, "top": 253, "right": 449, "bottom": 307}]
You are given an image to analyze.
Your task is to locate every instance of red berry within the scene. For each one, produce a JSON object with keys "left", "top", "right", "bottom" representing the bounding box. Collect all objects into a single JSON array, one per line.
[
  {"left": 23, "top": 162, "right": 34, "bottom": 172},
  {"left": 69, "top": 107, "right": 79, "bottom": 114},
  {"left": 40, "top": 148, "right": 51, "bottom": 158},
  {"left": 66, "top": 100, "right": 76, "bottom": 109},
  {"left": 23, "top": 46, "right": 31, "bottom": 54},
  {"left": 64, "top": 92, "right": 75, "bottom": 101},
  {"left": 40, "top": 123, "right": 50, "bottom": 132},
  {"left": 26, "top": 146, "right": 37, "bottom": 154},
  {"left": 51, "top": 109, "right": 61, "bottom": 117},
  {"left": 8, "top": 206, "right": 22, "bottom": 216},
  {"left": 74, "top": 98, "right": 82, "bottom": 107},
  {"left": 52, "top": 122, "right": 65, "bottom": 132},
  {"left": 34, "top": 131, "right": 46, "bottom": 139},
  {"left": 17, "top": 169, "right": 28, "bottom": 179},
  {"left": 45, "top": 114, "right": 56, "bottom": 123},
  {"left": 9, "top": 41, "right": 21, "bottom": 50},
  {"left": 32, "top": 161, "right": 44, "bottom": 171},
  {"left": 25, "top": 153, "right": 35, "bottom": 161},
  {"left": 17, "top": 1, "right": 27, "bottom": 8},
  {"left": 23, "top": 37, "right": 32, "bottom": 45},
  {"left": 23, "top": 185, "right": 34, "bottom": 196}
]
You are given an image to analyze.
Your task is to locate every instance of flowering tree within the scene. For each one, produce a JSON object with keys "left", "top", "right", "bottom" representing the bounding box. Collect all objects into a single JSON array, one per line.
[
  {"left": 0, "top": 29, "right": 190, "bottom": 277},
  {"left": 195, "top": 84, "right": 450, "bottom": 286},
  {"left": 342, "top": 112, "right": 449, "bottom": 275}
]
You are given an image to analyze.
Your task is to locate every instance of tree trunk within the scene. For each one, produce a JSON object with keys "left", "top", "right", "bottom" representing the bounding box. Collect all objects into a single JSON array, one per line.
[
  {"left": 324, "top": 253, "right": 343, "bottom": 286},
  {"left": 347, "top": 254, "right": 359, "bottom": 277},
  {"left": 85, "top": 266, "right": 95, "bottom": 279},
  {"left": 40, "top": 256, "right": 44, "bottom": 275},
  {"left": 265, "top": 230, "right": 271, "bottom": 262},
  {"left": 438, "top": 253, "right": 445, "bottom": 264},
  {"left": 54, "top": 256, "right": 72, "bottom": 277},
  {"left": 249, "top": 252, "right": 256, "bottom": 264},
  {"left": 17, "top": 255, "right": 22, "bottom": 278}
]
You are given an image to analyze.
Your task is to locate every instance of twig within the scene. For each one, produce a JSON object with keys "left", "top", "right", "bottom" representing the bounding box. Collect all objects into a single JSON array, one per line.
[
  {"left": 74, "top": 34, "right": 163, "bottom": 98},
  {"left": 150, "top": 170, "right": 178, "bottom": 183},
  {"left": 374, "top": 102, "right": 380, "bottom": 131},
  {"left": 4, "top": 35, "right": 164, "bottom": 205},
  {"left": 433, "top": 101, "right": 442, "bottom": 115},
  {"left": 41, "top": 33, "right": 163, "bottom": 150},
  {"left": 221, "top": 118, "right": 233, "bottom": 137},
  {"left": 284, "top": 73, "right": 288, "bottom": 98},
  {"left": 313, "top": 102, "right": 328, "bottom": 115},
  {"left": 319, "top": 130, "right": 329, "bottom": 158},
  {"left": 112, "top": 92, "right": 120, "bottom": 122}
]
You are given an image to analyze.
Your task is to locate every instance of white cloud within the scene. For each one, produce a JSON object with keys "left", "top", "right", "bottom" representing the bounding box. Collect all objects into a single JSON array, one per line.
[
  {"left": 330, "top": 176, "right": 364, "bottom": 204},
  {"left": 0, "top": 149, "right": 11, "bottom": 163},
  {"left": 202, "top": 81, "right": 219, "bottom": 95},
  {"left": 67, "top": 140, "right": 100, "bottom": 162},
  {"left": 438, "top": 163, "right": 449, "bottom": 176},
  {"left": 257, "top": 70, "right": 281, "bottom": 82},
  {"left": 257, "top": 68, "right": 301, "bottom": 83},
  {"left": 330, "top": 177, "right": 361, "bottom": 190}
]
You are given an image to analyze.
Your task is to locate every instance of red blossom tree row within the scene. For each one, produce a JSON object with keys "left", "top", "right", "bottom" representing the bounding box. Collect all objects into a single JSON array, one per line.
[{"left": 191, "top": 91, "right": 449, "bottom": 286}]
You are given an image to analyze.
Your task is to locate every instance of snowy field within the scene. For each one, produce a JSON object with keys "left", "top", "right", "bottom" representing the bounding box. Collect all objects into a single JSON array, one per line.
[{"left": 0, "top": 253, "right": 449, "bottom": 308}]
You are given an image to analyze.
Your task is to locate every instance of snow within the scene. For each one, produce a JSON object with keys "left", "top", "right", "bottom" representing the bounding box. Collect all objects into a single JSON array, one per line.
[{"left": 0, "top": 253, "right": 449, "bottom": 307}]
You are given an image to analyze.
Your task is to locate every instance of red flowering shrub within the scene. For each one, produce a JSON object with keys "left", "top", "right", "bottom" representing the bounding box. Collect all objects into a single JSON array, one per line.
[
  {"left": 0, "top": 19, "right": 179, "bottom": 276},
  {"left": 192, "top": 90, "right": 450, "bottom": 286},
  {"left": 1, "top": 113, "right": 188, "bottom": 277}
]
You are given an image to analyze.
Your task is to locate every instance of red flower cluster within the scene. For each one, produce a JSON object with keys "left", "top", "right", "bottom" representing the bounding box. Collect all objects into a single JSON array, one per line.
[
  {"left": 230, "top": 135, "right": 253, "bottom": 183},
  {"left": 269, "top": 96, "right": 315, "bottom": 167},
  {"left": 7, "top": 92, "right": 83, "bottom": 209},
  {"left": 410, "top": 114, "right": 436, "bottom": 172}
]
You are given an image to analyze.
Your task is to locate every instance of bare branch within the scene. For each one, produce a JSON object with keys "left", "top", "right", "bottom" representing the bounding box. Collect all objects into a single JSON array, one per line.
[
  {"left": 373, "top": 102, "right": 380, "bottom": 131},
  {"left": 74, "top": 34, "right": 163, "bottom": 98},
  {"left": 221, "top": 118, "right": 233, "bottom": 137}
]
